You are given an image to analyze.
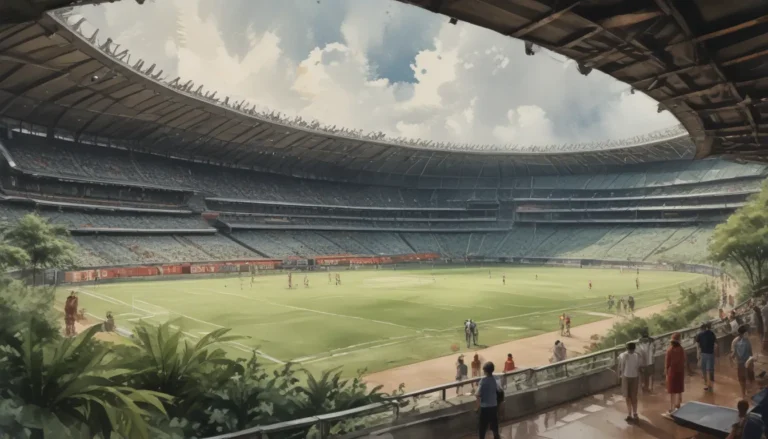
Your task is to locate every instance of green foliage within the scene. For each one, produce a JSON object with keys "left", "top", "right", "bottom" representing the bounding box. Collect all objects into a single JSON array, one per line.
[
  {"left": 595, "top": 282, "right": 718, "bottom": 350},
  {"left": 4, "top": 214, "right": 75, "bottom": 283},
  {"left": 0, "top": 324, "right": 171, "bottom": 439},
  {"left": 0, "top": 243, "right": 30, "bottom": 271},
  {"left": 709, "top": 182, "right": 768, "bottom": 293},
  {"left": 0, "top": 281, "right": 59, "bottom": 349}
]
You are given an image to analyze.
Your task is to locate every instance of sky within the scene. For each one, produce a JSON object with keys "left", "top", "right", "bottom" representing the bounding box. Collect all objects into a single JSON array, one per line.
[{"left": 71, "top": 0, "right": 679, "bottom": 147}]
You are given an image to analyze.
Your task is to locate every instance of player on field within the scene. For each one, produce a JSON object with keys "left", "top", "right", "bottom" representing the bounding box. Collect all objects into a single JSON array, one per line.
[
  {"left": 502, "top": 275, "right": 506, "bottom": 286},
  {"left": 304, "top": 275, "right": 309, "bottom": 288},
  {"left": 328, "top": 272, "right": 332, "bottom": 284},
  {"left": 464, "top": 320, "right": 472, "bottom": 348},
  {"left": 488, "top": 270, "right": 491, "bottom": 279},
  {"left": 288, "top": 272, "right": 293, "bottom": 289},
  {"left": 588, "top": 280, "right": 592, "bottom": 290},
  {"left": 559, "top": 314, "right": 566, "bottom": 336},
  {"left": 628, "top": 295, "right": 635, "bottom": 313},
  {"left": 635, "top": 277, "right": 639, "bottom": 290}
]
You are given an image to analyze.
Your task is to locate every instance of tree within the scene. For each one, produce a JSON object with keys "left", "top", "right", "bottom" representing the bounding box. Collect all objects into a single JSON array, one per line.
[
  {"left": 709, "top": 182, "right": 768, "bottom": 292},
  {"left": 4, "top": 213, "right": 75, "bottom": 284}
]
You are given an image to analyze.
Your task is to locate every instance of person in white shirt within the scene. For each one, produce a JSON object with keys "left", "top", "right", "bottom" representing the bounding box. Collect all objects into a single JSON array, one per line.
[
  {"left": 552, "top": 341, "right": 567, "bottom": 362},
  {"left": 618, "top": 342, "right": 641, "bottom": 422},
  {"left": 637, "top": 332, "right": 655, "bottom": 393}
]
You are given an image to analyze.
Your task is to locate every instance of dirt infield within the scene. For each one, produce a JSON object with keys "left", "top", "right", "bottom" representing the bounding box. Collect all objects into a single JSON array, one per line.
[
  {"left": 365, "top": 277, "right": 736, "bottom": 393},
  {"left": 363, "top": 302, "right": 670, "bottom": 392}
]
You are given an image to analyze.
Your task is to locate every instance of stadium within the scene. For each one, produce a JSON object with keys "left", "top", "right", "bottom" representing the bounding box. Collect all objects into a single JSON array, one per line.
[{"left": 1, "top": 1, "right": 767, "bottom": 438}]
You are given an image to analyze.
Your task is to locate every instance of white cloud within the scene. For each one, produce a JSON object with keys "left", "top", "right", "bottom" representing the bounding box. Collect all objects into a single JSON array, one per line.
[{"left": 73, "top": 0, "right": 678, "bottom": 147}]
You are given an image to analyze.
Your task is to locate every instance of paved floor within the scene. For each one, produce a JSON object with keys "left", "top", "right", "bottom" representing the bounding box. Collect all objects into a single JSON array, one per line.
[{"left": 462, "top": 348, "right": 758, "bottom": 439}]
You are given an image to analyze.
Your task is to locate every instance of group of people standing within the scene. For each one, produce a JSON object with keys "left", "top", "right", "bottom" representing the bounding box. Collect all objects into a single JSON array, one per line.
[
  {"left": 607, "top": 295, "right": 635, "bottom": 313},
  {"left": 455, "top": 354, "right": 516, "bottom": 439}
]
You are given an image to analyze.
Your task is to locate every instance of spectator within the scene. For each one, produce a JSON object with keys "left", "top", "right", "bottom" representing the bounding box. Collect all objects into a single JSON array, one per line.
[
  {"left": 471, "top": 353, "right": 482, "bottom": 390},
  {"left": 502, "top": 353, "right": 516, "bottom": 389},
  {"left": 696, "top": 323, "right": 717, "bottom": 392},
  {"left": 552, "top": 340, "right": 567, "bottom": 363},
  {"left": 732, "top": 325, "right": 754, "bottom": 399},
  {"left": 637, "top": 331, "right": 655, "bottom": 393},
  {"left": 754, "top": 304, "right": 765, "bottom": 343},
  {"left": 726, "top": 400, "right": 760, "bottom": 439},
  {"left": 475, "top": 361, "right": 501, "bottom": 439},
  {"left": 665, "top": 333, "right": 686, "bottom": 413},
  {"left": 619, "top": 342, "right": 641, "bottom": 422},
  {"left": 761, "top": 300, "right": 768, "bottom": 353},
  {"left": 456, "top": 355, "right": 469, "bottom": 395}
]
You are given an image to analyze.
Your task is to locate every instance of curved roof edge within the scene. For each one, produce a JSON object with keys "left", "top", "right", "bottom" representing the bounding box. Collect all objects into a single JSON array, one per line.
[
  {"left": 47, "top": 10, "right": 690, "bottom": 156},
  {"left": 0, "top": 7, "right": 733, "bottom": 180}
]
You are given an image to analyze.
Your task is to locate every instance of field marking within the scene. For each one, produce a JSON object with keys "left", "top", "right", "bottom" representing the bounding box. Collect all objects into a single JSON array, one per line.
[
  {"left": 203, "top": 289, "right": 426, "bottom": 331},
  {"left": 300, "top": 340, "right": 409, "bottom": 365},
  {"left": 118, "top": 297, "right": 285, "bottom": 365}
]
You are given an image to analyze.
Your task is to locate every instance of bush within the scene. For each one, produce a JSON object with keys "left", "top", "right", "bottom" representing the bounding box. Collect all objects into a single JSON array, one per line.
[{"left": 595, "top": 283, "right": 717, "bottom": 350}]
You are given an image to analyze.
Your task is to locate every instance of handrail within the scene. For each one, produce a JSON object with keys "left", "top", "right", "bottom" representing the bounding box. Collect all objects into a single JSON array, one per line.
[{"left": 215, "top": 266, "right": 738, "bottom": 438}]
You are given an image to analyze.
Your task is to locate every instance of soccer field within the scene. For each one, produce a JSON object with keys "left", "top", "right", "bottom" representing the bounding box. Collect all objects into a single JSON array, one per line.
[{"left": 56, "top": 266, "right": 706, "bottom": 376}]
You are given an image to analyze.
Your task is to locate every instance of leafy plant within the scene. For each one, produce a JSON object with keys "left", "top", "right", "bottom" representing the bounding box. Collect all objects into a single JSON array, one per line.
[
  {"left": 4, "top": 214, "right": 75, "bottom": 284},
  {"left": 0, "top": 323, "right": 171, "bottom": 439},
  {"left": 595, "top": 283, "right": 717, "bottom": 350},
  {"left": 709, "top": 181, "right": 768, "bottom": 293}
]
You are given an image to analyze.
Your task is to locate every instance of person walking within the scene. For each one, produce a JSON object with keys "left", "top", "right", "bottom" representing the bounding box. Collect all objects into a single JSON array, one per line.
[
  {"left": 456, "top": 355, "right": 469, "bottom": 395},
  {"left": 665, "top": 333, "right": 686, "bottom": 413},
  {"left": 731, "top": 325, "right": 754, "bottom": 399},
  {"left": 552, "top": 340, "right": 567, "bottom": 363},
  {"left": 559, "top": 314, "right": 565, "bottom": 336},
  {"left": 471, "top": 353, "right": 482, "bottom": 391},
  {"left": 753, "top": 304, "right": 764, "bottom": 343},
  {"left": 471, "top": 320, "right": 479, "bottom": 346},
  {"left": 619, "top": 342, "right": 641, "bottom": 422},
  {"left": 696, "top": 323, "right": 717, "bottom": 392},
  {"left": 476, "top": 362, "right": 501, "bottom": 439},
  {"left": 637, "top": 331, "right": 655, "bottom": 393},
  {"left": 502, "top": 353, "right": 516, "bottom": 389}
]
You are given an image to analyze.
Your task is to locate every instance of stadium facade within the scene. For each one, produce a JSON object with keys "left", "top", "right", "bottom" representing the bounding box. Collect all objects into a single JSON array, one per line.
[{"left": 0, "top": 7, "right": 766, "bottom": 280}]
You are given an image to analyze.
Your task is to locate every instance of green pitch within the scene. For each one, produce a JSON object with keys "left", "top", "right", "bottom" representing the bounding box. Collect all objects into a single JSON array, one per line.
[{"left": 55, "top": 266, "right": 706, "bottom": 376}]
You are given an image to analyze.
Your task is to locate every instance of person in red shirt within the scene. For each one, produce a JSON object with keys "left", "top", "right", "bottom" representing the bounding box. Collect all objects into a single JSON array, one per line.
[{"left": 502, "top": 353, "right": 516, "bottom": 389}]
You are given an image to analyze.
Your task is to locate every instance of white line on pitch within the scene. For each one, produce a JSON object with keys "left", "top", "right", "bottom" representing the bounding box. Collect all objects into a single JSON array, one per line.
[
  {"left": 129, "top": 298, "right": 284, "bottom": 364},
  {"left": 204, "top": 289, "right": 424, "bottom": 331}
]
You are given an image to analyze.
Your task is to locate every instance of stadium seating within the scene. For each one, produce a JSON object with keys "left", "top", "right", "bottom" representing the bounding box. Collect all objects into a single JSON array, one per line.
[
  {"left": 3, "top": 134, "right": 765, "bottom": 211},
  {"left": 0, "top": 203, "right": 209, "bottom": 230},
  {"left": 179, "top": 235, "right": 259, "bottom": 260},
  {"left": 0, "top": 134, "right": 762, "bottom": 268}
]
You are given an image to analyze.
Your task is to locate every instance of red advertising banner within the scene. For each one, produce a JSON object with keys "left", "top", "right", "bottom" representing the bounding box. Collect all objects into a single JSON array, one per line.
[
  {"left": 63, "top": 254, "right": 434, "bottom": 283},
  {"left": 65, "top": 259, "right": 281, "bottom": 283},
  {"left": 314, "top": 252, "right": 439, "bottom": 266}
]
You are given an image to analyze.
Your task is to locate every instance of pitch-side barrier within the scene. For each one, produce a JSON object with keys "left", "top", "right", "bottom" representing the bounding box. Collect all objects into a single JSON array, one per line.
[{"left": 205, "top": 310, "right": 747, "bottom": 439}]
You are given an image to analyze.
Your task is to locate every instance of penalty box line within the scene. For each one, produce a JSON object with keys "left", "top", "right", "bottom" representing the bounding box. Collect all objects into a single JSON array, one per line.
[
  {"left": 74, "top": 288, "right": 283, "bottom": 365},
  {"left": 128, "top": 297, "right": 285, "bottom": 365},
  {"left": 203, "top": 288, "right": 430, "bottom": 332}
]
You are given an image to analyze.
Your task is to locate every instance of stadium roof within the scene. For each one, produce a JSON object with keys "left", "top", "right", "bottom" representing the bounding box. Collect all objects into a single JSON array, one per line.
[
  {"left": 0, "top": 1, "right": 765, "bottom": 182},
  {"left": 398, "top": 0, "right": 768, "bottom": 159}
]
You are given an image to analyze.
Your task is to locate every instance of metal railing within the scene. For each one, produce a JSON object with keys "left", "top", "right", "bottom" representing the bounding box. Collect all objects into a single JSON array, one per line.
[{"left": 208, "top": 310, "right": 742, "bottom": 439}]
